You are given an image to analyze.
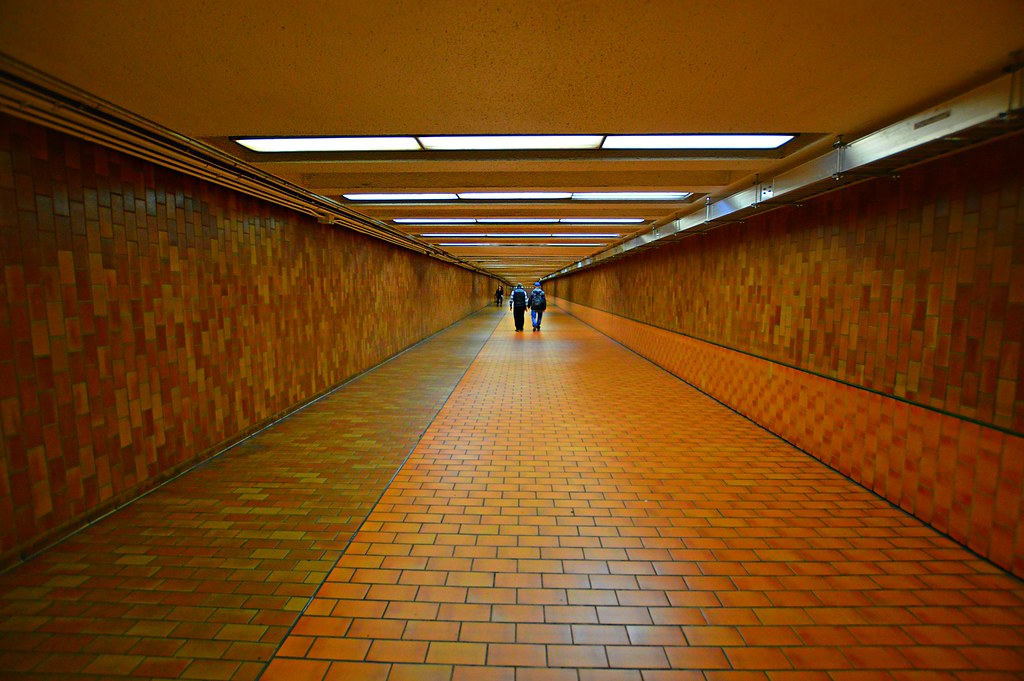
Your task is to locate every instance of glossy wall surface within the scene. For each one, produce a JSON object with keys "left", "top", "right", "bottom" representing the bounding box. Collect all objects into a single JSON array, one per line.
[
  {"left": 0, "top": 114, "right": 494, "bottom": 566},
  {"left": 550, "top": 132, "right": 1024, "bottom": 576}
]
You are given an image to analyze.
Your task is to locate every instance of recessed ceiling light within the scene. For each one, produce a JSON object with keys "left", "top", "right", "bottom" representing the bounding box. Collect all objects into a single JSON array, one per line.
[
  {"left": 237, "top": 137, "right": 421, "bottom": 152},
  {"left": 559, "top": 218, "right": 645, "bottom": 224},
  {"left": 391, "top": 218, "right": 475, "bottom": 223},
  {"left": 458, "top": 192, "right": 573, "bottom": 200},
  {"left": 345, "top": 193, "right": 459, "bottom": 201},
  {"left": 571, "top": 192, "right": 692, "bottom": 201},
  {"left": 602, "top": 134, "right": 793, "bottom": 149},
  {"left": 475, "top": 218, "right": 560, "bottom": 223},
  {"left": 419, "top": 135, "right": 604, "bottom": 150},
  {"left": 438, "top": 242, "right": 605, "bottom": 247}
]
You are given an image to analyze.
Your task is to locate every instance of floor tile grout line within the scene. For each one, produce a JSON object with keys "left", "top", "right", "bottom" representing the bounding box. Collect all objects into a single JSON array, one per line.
[
  {"left": 255, "top": 307, "right": 508, "bottom": 679},
  {"left": 556, "top": 305, "right": 1024, "bottom": 585},
  {"left": 2, "top": 305, "right": 496, "bottom": 578}
]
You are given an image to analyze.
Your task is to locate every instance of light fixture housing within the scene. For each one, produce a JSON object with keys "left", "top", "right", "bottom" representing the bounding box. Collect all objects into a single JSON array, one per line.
[
  {"left": 458, "top": 192, "right": 573, "bottom": 201},
  {"left": 344, "top": 193, "right": 459, "bottom": 201},
  {"left": 571, "top": 191, "right": 692, "bottom": 201},
  {"left": 602, "top": 134, "right": 793, "bottom": 149},
  {"left": 393, "top": 217, "right": 476, "bottom": 224},
  {"left": 236, "top": 136, "right": 421, "bottom": 152},
  {"left": 419, "top": 135, "right": 604, "bottom": 150}
]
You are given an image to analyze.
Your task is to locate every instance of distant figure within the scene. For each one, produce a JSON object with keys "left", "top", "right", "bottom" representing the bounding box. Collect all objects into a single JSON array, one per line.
[
  {"left": 528, "top": 282, "right": 547, "bottom": 332},
  {"left": 509, "top": 283, "right": 528, "bottom": 332},
  {"left": 495, "top": 285, "right": 504, "bottom": 307}
]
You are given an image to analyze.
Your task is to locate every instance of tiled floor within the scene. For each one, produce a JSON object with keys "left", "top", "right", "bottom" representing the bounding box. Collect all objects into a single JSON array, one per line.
[
  {"left": 3, "top": 306, "right": 1024, "bottom": 680},
  {"left": 0, "top": 310, "right": 502, "bottom": 680}
]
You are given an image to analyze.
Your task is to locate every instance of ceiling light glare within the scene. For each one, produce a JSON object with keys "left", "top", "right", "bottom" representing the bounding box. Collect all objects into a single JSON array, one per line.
[
  {"left": 238, "top": 136, "right": 421, "bottom": 152},
  {"left": 418, "top": 233, "right": 480, "bottom": 237},
  {"left": 602, "top": 134, "right": 793, "bottom": 149},
  {"left": 559, "top": 218, "right": 645, "bottom": 224},
  {"left": 475, "top": 218, "right": 560, "bottom": 223},
  {"left": 419, "top": 135, "right": 604, "bottom": 150},
  {"left": 571, "top": 192, "right": 692, "bottom": 201},
  {"left": 393, "top": 218, "right": 475, "bottom": 224},
  {"left": 345, "top": 193, "right": 459, "bottom": 201},
  {"left": 546, "top": 243, "right": 604, "bottom": 247},
  {"left": 458, "top": 192, "right": 572, "bottom": 201}
]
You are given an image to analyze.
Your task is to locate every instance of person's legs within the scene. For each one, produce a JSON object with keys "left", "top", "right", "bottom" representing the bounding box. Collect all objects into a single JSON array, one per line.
[
  {"left": 531, "top": 308, "right": 539, "bottom": 330},
  {"left": 513, "top": 307, "right": 525, "bottom": 331},
  {"left": 535, "top": 309, "right": 544, "bottom": 330}
]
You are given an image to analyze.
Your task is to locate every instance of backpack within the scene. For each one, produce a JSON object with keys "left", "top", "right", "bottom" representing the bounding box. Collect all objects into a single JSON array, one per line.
[
  {"left": 511, "top": 288, "right": 527, "bottom": 307},
  {"left": 529, "top": 289, "right": 546, "bottom": 310}
]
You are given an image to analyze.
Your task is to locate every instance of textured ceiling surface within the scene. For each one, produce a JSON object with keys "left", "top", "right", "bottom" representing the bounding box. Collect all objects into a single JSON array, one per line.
[{"left": 2, "top": 0, "right": 1022, "bottom": 283}]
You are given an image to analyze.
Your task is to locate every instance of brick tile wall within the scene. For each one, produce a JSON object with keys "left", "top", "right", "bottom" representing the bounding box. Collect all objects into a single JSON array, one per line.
[
  {"left": 549, "top": 132, "right": 1024, "bottom": 576},
  {"left": 0, "top": 114, "right": 495, "bottom": 565}
]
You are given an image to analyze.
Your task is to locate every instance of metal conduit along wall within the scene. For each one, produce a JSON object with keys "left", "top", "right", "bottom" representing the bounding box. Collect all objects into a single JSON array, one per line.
[
  {"left": 0, "top": 54, "right": 494, "bottom": 277},
  {"left": 549, "top": 65, "right": 1024, "bottom": 277}
]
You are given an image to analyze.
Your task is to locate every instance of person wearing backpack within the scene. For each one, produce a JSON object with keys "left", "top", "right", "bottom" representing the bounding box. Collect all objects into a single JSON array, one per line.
[
  {"left": 528, "top": 282, "right": 547, "bottom": 332},
  {"left": 509, "top": 283, "right": 528, "bottom": 332}
]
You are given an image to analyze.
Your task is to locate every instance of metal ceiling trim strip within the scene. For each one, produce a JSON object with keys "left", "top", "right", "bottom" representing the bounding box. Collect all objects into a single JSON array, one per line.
[{"left": 547, "top": 69, "right": 1024, "bottom": 280}]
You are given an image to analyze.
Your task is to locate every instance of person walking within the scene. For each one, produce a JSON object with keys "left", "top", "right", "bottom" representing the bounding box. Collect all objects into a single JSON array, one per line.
[
  {"left": 528, "top": 281, "right": 547, "bottom": 331},
  {"left": 495, "top": 284, "right": 504, "bottom": 307},
  {"left": 509, "top": 283, "right": 528, "bottom": 332}
]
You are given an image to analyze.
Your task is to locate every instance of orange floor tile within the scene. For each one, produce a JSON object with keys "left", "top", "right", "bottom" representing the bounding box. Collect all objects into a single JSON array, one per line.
[{"left": 3, "top": 306, "right": 1024, "bottom": 680}]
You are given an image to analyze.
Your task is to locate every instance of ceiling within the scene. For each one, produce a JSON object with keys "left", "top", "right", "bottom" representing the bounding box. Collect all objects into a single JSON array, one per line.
[{"left": 1, "top": 1, "right": 1022, "bottom": 284}]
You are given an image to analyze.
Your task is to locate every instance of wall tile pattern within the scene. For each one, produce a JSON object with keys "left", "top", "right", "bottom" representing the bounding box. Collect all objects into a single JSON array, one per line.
[
  {"left": 548, "top": 134, "right": 1024, "bottom": 577},
  {"left": 556, "top": 298, "right": 1024, "bottom": 578},
  {"left": 552, "top": 133, "right": 1024, "bottom": 433},
  {"left": 0, "top": 115, "right": 495, "bottom": 565},
  {"left": 0, "top": 309, "right": 502, "bottom": 680}
]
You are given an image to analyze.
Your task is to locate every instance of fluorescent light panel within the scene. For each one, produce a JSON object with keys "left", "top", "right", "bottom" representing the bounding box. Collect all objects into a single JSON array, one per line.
[
  {"left": 351, "top": 193, "right": 691, "bottom": 204},
  {"left": 240, "top": 134, "right": 793, "bottom": 153},
  {"left": 237, "top": 137, "right": 420, "bottom": 152},
  {"left": 346, "top": 193, "right": 458, "bottom": 201},
  {"left": 439, "top": 242, "right": 604, "bottom": 247},
  {"left": 571, "top": 191, "right": 691, "bottom": 201},
  {"left": 420, "top": 135, "right": 603, "bottom": 150},
  {"left": 395, "top": 218, "right": 640, "bottom": 225},
  {"left": 458, "top": 192, "right": 572, "bottom": 200},
  {"left": 476, "top": 218, "right": 559, "bottom": 223},
  {"left": 560, "top": 217, "right": 644, "bottom": 224},
  {"left": 603, "top": 134, "right": 793, "bottom": 149},
  {"left": 420, "top": 233, "right": 619, "bottom": 238},
  {"left": 394, "top": 218, "right": 475, "bottom": 224}
]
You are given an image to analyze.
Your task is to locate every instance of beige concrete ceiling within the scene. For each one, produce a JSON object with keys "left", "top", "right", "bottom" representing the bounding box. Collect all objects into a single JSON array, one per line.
[{"left": 2, "top": 0, "right": 1022, "bottom": 284}]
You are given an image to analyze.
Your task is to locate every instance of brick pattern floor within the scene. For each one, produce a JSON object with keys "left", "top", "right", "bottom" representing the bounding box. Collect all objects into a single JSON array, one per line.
[
  {"left": 2, "top": 306, "right": 1023, "bottom": 680},
  {"left": 264, "top": 308, "right": 1024, "bottom": 681},
  {"left": 0, "top": 310, "right": 502, "bottom": 680}
]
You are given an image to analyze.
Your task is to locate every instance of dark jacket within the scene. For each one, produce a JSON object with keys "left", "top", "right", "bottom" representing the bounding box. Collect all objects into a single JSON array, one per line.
[{"left": 509, "top": 286, "right": 528, "bottom": 309}]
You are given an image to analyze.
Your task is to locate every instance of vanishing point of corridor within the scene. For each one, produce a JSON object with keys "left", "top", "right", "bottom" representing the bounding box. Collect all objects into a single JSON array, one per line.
[{"left": 1, "top": 306, "right": 1021, "bottom": 680}]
